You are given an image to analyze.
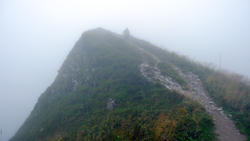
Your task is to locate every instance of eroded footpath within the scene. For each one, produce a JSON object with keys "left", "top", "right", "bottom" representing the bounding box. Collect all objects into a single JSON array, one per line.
[{"left": 137, "top": 44, "right": 247, "bottom": 141}]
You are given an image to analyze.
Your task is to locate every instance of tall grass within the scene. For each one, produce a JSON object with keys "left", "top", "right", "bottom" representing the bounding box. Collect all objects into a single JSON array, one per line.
[{"left": 129, "top": 35, "right": 250, "bottom": 140}]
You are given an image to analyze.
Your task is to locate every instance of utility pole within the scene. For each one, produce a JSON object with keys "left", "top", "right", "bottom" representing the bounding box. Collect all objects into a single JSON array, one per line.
[{"left": 219, "top": 52, "right": 221, "bottom": 70}]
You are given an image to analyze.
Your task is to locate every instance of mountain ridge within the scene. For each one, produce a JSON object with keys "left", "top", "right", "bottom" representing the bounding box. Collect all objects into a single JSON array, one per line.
[{"left": 10, "top": 28, "right": 250, "bottom": 141}]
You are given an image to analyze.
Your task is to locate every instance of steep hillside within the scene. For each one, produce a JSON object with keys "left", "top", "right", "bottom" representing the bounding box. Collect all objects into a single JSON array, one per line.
[
  {"left": 129, "top": 36, "right": 250, "bottom": 140},
  {"left": 10, "top": 28, "right": 215, "bottom": 141}
]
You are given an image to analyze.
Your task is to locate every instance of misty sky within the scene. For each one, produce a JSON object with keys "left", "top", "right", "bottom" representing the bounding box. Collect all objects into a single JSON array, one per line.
[{"left": 0, "top": 0, "right": 250, "bottom": 140}]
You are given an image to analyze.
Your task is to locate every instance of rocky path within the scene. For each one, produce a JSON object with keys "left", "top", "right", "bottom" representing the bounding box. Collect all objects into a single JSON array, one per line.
[
  {"left": 135, "top": 43, "right": 247, "bottom": 141},
  {"left": 172, "top": 65, "right": 247, "bottom": 141}
]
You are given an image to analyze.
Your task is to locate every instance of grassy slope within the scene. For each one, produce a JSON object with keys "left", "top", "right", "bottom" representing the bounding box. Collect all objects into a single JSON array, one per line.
[
  {"left": 10, "top": 28, "right": 215, "bottom": 141},
  {"left": 130, "top": 36, "right": 250, "bottom": 140}
]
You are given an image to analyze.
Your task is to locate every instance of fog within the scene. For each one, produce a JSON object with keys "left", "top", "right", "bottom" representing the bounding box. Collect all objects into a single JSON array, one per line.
[{"left": 0, "top": 0, "right": 249, "bottom": 140}]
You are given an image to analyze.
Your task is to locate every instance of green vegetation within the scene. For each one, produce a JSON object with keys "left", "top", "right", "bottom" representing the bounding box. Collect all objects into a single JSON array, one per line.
[
  {"left": 129, "top": 36, "right": 250, "bottom": 140},
  {"left": 204, "top": 71, "right": 250, "bottom": 138},
  {"left": 157, "top": 61, "right": 187, "bottom": 87},
  {"left": 11, "top": 28, "right": 215, "bottom": 141}
]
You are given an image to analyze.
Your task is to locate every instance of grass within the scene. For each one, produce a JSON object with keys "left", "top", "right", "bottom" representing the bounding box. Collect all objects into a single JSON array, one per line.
[
  {"left": 10, "top": 28, "right": 216, "bottom": 141},
  {"left": 129, "top": 35, "right": 250, "bottom": 140},
  {"left": 204, "top": 71, "right": 250, "bottom": 139},
  {"left": 157, "top": 61, "right": 187, "bottom": 87}
]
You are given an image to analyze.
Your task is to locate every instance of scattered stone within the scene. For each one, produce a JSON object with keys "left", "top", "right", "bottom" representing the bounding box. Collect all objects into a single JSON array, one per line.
[
  {"left": 107, "top": 98, "right": 116, "bottom": 110},
  {"left": 217, "top": 108, "right": 223, "bottom": 111},
  {"left": 193, "top": 88, "right": 198, "bottom": 91}
]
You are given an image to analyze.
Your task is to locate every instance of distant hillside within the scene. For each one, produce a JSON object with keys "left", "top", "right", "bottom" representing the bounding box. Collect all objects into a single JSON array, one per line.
[{"left": 11, "top": 28, "right": 250, "bottom": 141}]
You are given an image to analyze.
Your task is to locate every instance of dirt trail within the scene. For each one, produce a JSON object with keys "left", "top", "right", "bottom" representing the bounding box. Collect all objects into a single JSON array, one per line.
[{"left": 133, "top": 42, "right": 247, "bottom": 141}]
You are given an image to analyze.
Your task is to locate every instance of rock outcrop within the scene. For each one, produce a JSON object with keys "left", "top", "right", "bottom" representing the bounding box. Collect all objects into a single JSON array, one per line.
[{"left": 107, "top": 98, "right": 116, "bottom": 110}]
